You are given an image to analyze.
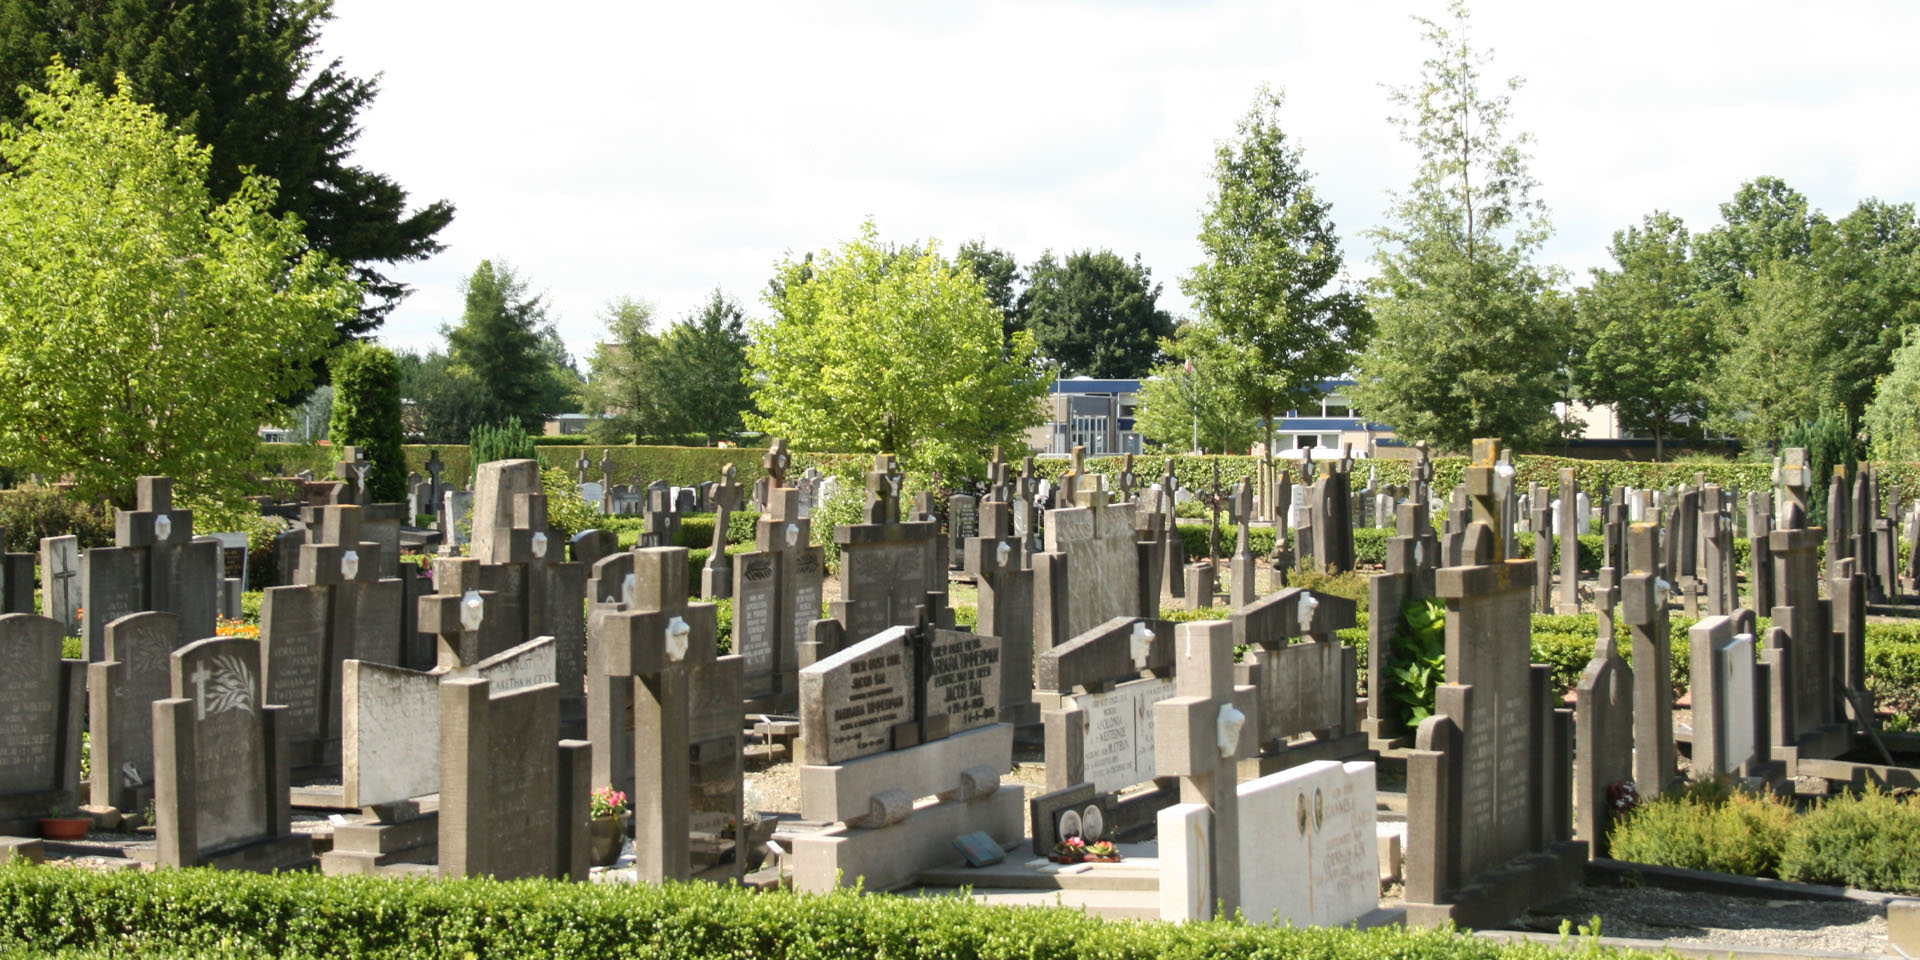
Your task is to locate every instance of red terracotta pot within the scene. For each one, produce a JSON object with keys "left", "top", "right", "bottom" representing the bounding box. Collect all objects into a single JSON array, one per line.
[{"left": 39, "top": 817, "right": 89, "bottom": 840}]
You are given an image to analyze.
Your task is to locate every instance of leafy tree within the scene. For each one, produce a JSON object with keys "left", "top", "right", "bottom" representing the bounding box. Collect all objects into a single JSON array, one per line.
[
  {"left": 0, "top": 1, "right": 452, "bottom": 339},
  {"left": 658, "top": 290, "right": 753, "bottom": 441},
  {"left": 396, "top": 348, "right": 471, "bottom": 443},
  {"left": 1133, "top": 325, "right": 1261, "bottom": 454},
  {"left": 1183, "top": 85, "right": 1368, "bottom": 474},
  {"left": 1707, "top": 260, "right": 1834, "bottom": 450},
  {"left": 1865, "top": 337, "right": 1920, "bottom": 463},
  {"left": 0, "top": 63, "right": 356, "bottom": 506},
  {"left": 1811, "top": 198, "right": 1920, "bottom": 428},
  {"left": 1571, "top": 211, "right": 1715, "bottom": 460},
  {"left": 328, "top": 341, "right": 406, "bottom": 502},
  {"left": 445, "top": 260, "right": 568, "bottom": 435},
  {"left": 1349, "top": 0, "right": 1568, "bottom": 453},
  {"left": 746, "top": 221, "right": 1048, "bottom": 478},
  {"left": 582, "top": 296, "right": 668, "bottom": 442},
  {"left": 1693, "top": 176, "right": 1823, "bottom": 299},
  {"left": 1019, "top": 249, "right": 1174, "bottom": 378},
  {"left": 956, "top": 240, "right": 1024, "bottom": 343}
]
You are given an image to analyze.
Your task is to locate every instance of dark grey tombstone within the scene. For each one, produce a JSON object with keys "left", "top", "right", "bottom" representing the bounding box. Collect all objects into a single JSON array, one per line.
[
  {"left": 89, "top": 611, "right": 185, "bottom": 814},
  {"left": 437, "top": 675, "right": 589, "bottom": 881},
  {"left": 947, "top": 494, "right": 978, "bottom": 570},
  {"left": 39, "top": 536, "right": 81, "bottom": 636},
  {"left": 0, "top": 614, "right": 84, "bottom": 833},
  {"left": 569, "top": 529, "right": 620, "bottom": 570}
]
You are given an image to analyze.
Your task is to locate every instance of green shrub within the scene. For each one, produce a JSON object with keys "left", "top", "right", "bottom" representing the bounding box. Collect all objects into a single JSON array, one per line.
[
  {"left": 1160, "top": 606, "right": 1233, "bottom": 622},
  {"left": 1174, "top": 521, "right": 1276, "bottom": 562},
  {"left": 530, "top": 435, "right": 592, "bottom": 445},
  {"left": 0, "top": 860, "right": 1662, "bottom": 960},
  {"left": 679, "top": 516, "right": 716, "bottom": 549},
  {"left": 468, "top": 418, "right": 536, "bottom": 478},
  {"left": 0, "top": 486, "right": 113, "bottom": 551},
  {"left": 1353, "top": 527, "right": 1388, "bottom": 566},
  {"left": 327, "top": 342, "right": 407, "bottom": 503},
  {"left": 1386, "top": 597, "right": 1444, "bottom": 726},
  {"left": 1609, "top": 779, "right": 1794, "bottom": 878},
  {"left": 539, "top": 467, "right": 599, "bottom": 542},
  {"left": 1779, "top": 786, "right": 1920, "bottom": 892},
  {"left": 728, "top": 506, "right": 760, "bottom": 544}
]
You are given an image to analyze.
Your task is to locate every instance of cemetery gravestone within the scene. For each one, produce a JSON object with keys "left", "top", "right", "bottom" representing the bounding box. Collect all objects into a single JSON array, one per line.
[
  {"left": 1154, "top": 620, "right": 1260, "bottom": 922},
  {"left": 1034, "top": 448, "right": 1147, "bottom": 656},
  {"left": 152, "top": 636, "right": 311, "bottom": 870},
  {"left": 87, "top": 612, "right": 185, "bottom": 816},
  {"left": 1233, "top": 587, "right": 1365, "bottom": 776},
  {"left": 82, "top": 477, "right": 218, "bottom": 662},
  {"left": 0, "top": 615, "right": 84, "bottom": 834},
  {"left": 1234, "top": 759, "right": 1383, "bottom": 927},
  {"left": 1572, "top": 604, "right": 1632, "bottom": 858},
  {"left": 38, "top": 536, "right": 81, "bottom": 637},
  {"left": 962, "top": 448, "right": 1037, "bottom": 727},
  {"left": 1688, "top": 612, "right": 1765, "bottom": 780},
  {"left": 437, "top": 673, "right": 590, "bottom": 881}
]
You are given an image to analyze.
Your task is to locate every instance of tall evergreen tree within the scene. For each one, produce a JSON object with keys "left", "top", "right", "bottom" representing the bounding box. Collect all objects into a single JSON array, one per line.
[
  {"left": 445, "top": 260, "right": 559, "bottom": 435},
  {"left": 328, "top": 341, "right": 406, "bottom": 502},
  {"left": 1349, "top": 0, "right": 1567, "bottom": 452},
  {"left": 0, "top": 0, "right": 453, "bottom": 342}
]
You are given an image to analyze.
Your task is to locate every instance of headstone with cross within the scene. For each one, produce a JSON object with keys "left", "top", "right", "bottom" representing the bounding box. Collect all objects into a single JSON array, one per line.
[
  {"left": 1232, "top": 586, "right": 1363, "bottom": 776},
  {"left": 642, "top": 480, "right": 680, "bottom": 548},
  {"left": 1403, "top": 438, "right": 1580, "bottom": 930},
  {"left": 1033, "top": 454, "right": 1147, "bottom": 657},
  {"left": 1159, "top": 458, "right": 1187, "bottom": 598},
  {"left": 81, "top": 476, "right": 219, "bottom": 662},
  {"left": 1528, "top": 483, "right": 1553, "bottom": 614},
  {"left": 1363, "top": 494, "right": 1441, "bottom": 749},
  {"left": 259, "top": 504, "right": 402, "bottom": 776},
  {"left": 1573, "top": 567, "right": 1634, "bottom": 858},
  {"left": 471, "top": 479, "right": 588, "bottom": 737},
  {"left": 574, "top": 451, "right": 592, "bottom": 485},
  {"left": 1620, "top": 521, "right": 1677, "bottom": 796},
  {"left": 151, "top": 635, "right": 311, "bottom": 870},
  {"left": 331, "top": 446, "right": 370, "bottom": 507},
  {"left": 1227, "top": 478, "right": 1257, "bottom": 607},
  {"left": 39, "top": 535, "right": 81, "bottom": 636},
  {"left": 590, "top": 547, "right": 743, "bottom": 882},
  {"left": 1153, "top": 619, "right": 1259, "bottom": 921},
  {"left": 733, "top": 440, "right": 825, "bottom": 711},
  {"left": 1117, "top": 453, "right": 1137, "bottom": 503},
  {"left": 701, "top": 463, "right": 744, "bottom": 600},
  {"left": 0, "top": 614, "right": 84, "bottom": 834},
  {"left": 599, "top": 449, "right": 616, "bottom": 515},
  {"left": 819, "top": 454, "right": 944, "bottom": 653},
  {"left": 1766, "top": 472, "right": 1838, "bottom": 763},
  {"left": 424, "top": 449, "right": 446, "bottom": 518},
  {"left": 964, "top": 447, "right": 1036, "bottom": 726}
]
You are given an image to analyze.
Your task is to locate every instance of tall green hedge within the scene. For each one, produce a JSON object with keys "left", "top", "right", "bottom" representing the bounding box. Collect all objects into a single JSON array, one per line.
[
  {"left": 325, "top": 342, "right": 406, "bottom": 503},
  {"left": 0, "top": 863, "right": 1658, "bottom": 960}
]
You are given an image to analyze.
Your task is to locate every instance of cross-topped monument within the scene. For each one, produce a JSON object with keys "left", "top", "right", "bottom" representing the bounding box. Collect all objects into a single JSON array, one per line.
[
  {"left": 82, "top": 476, "right": 218, "bottom": 661},
  {"left": 592, "top": 547, "right": 742, "bottom": 883},
  {"left": 734, "top": 440, "right": 825, "bottom": 711},
  {"left": 701, "top": 463, "right": 744, "bottom": 599},
  {"left": 1033, "top": 454, "right": 1149, "bottom": 655},
  {"left": 1154, "top": 619, "right": 1259, "bottom": 921},
  {"left": 822, "top": 453, "right": 944, "bottom": 650},
  {"left": 964, "top": 445, "right": 1036, "bottom": 726},
  {"left": 1227, "top": 477, "right": 1257, "bottom": 607}
]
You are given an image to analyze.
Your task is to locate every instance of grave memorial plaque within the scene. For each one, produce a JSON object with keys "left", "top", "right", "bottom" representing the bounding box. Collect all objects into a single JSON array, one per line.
[
  {"left": 39, "top": 536, "right": 81, "bottom": 637},
  {"left": 1069, "top": 676, "right": 1176, "bottom": 795},
  {"left": 799, "top": 628, "right": 914, "bottom": 765},
  {"left": 918, "top": 628, "right": 1001, "bottom": 736},
  {"left": 437, "top": 675, "right": 590, "bottom": 881},
  {"left": 1236, "top": 759, "right": 1381, "bottom": 928},
  {"left": 83, "top": 477, "right": 217, "bottom": 661}
]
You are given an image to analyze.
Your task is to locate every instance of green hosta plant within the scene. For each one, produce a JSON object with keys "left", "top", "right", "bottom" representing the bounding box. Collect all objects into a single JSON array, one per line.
[{"left": 1388, "top": 596, "right": 1446, "bottom": 727}]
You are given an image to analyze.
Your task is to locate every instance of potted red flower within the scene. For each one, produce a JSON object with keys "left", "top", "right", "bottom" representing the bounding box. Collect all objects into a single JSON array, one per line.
[{"left": 1049, "top": 836, "right": 1086, "bottom": 864}]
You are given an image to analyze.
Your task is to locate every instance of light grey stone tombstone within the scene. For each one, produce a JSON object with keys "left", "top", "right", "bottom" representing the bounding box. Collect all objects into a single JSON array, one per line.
[
  {"left": 1232, "top": 587, "right": 1363, "bottom": 775},
  {"left": 469, "top": 460, "right": 541, "bottom": 563},
  {"left": 82, "top": 477, "right": 218, "bottom": 662},
  {"left": 152, "top": 636, "right": 310, "bottom": 870},
  {"left": 0, "top": 614, "right": 84, "bottom": 834},
  {"left": 40, "top": 536, "right": 82, "bottom": 637},
  {"left": 1557, "top": 469, "right": 1580, "bottom": 614},
  {"left": 577, "top": 482, "right": 605, "bottom": 513},
  {"left": 88, "top": 611, "right": 185, "bottom": 815},
  {"left": 1573, "top": 607, "right": 1632, "bottom": 858},
  {"left": 1689, "top": 612, "right": 1763, "bottom": 780}
]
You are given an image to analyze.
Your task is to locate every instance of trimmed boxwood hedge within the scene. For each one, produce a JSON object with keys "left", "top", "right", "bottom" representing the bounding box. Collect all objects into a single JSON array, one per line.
[{"left": 0, "top": 863, "right": 1656, "bottom": 960}]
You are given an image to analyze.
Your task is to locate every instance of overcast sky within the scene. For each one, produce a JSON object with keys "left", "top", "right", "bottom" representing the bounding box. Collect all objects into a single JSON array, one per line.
[{"left": 321, "top": 1, "right": 1920, "bottom": 367}]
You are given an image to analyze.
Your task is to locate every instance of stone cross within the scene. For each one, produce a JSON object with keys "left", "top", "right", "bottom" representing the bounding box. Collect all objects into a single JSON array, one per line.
[
  {"left": 85, "top": 476, "right": 216, "bottom": 661},
  {"left": 1117, "top": 453, "right": 1137, "bottom": 503},
  {"left": 594, "top": 548, "right": 722, "bottom": 882},
  {"left": 574, "top": 452, "right": 592, "bottom": 484},
  {"left": 764, "top": 438, "right": 791, "bottom": 490},
  {"left": 1620, "top": 522, "right": 1675, "bottom": 794},
  {"left": 987, "top": 446, "right": 1012, "bottom": 503},
  {"left": 1227, "top": 478, "right": 1256, "bottom": 607},
  {"left": 599, "top": 450, "right": 616, "bottom": 515},
  {"left": 1528, "top": 484, "right": 1552, "bottom": 614},
  {"left": 419, "top": 557, "right": 494, "bottom": 669},
  {"left": 1161, "top": 457, "right": 1186, "bottom": 599},
  {"left": 1775, "top": 449, "right": 1810, "bottom": 526},
  {"left": 1556, "top": 468, "right": 1579, "bottom": 614},
  {"left": 701, "top": 463, "right": 744, "bottom": 599},
  {"left": 425, "top": 449, "right": 445, "bottom": 515},
  {"left": 1060, "top": 445, "right": 1089, "bottom": 506},
  {"left": 1154, "top": 619, "right": 1258, "bottom": 921},
  {"left": 864, "top": 453, "right": 904, "bottom": 525}
]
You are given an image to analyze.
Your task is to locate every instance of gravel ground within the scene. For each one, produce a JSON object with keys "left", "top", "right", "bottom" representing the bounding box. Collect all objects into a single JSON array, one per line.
[{"left": 1512, "top": 885, "right": 1888, "bottom": 956}]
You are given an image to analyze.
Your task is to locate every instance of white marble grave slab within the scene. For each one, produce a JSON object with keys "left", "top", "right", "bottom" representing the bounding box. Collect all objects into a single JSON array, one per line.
[
  {"left": 1065, "top": 676, "right": 1176, "bottom": 795},
  {"left": 1721, "top": 633, "right": 1756, "bottom": 771},
  {"left": 1238, "top": 759, "right": 1380, "bottom": 928},
  {"left": 1157, "top": 802, "right": 1212, "bottom": 923}
]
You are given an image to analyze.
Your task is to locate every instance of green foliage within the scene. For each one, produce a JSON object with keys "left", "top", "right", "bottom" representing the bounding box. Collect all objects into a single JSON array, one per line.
[
  {"left": 1388, "top": 597, "right": 1446, "bottom": 726},
  {"left": 812, "top": 482, "right": 866, "bottom": 569},
  {"left": 1708, "top": 262, "right": 1837, "bottom": 451},
  {"left": 0, "top": 859, "right": 1662, "bottom": 960},
  {"left": 746, "top": 221, "right": 1049, "bottom": 480},
  {"left": 467, "top": 419, "right": 536, "bottom": 479},
  {"left": 1572, "top": 211, "right": 1715, "bottom": 460},
  {"left": 1182, "top": 85, "right": 1369, "bottom": 461},
  {"left": 585, "top": 290, "right": 753, "bottom": 445},
  {"left": 327, "top": 342, "right": 407, "bottom": 503},
  {"left": 1608, "top": 780, "right": 1795, "bottom": 878},
  {"left": 1865, "top": 336, "right": 1920, "bottom": 463},
  {"left": 538, "top": 467, "right": 598, "bottom": 542},
  {"left": 1782, "top": 412, "right": 1859, "bottom": 525},
  {"left": 1780, "top": 786, "right": 1920, "bottom": 892},
  {"left": 0, "top": 486, "right": 112, "bottom": 552},
  {"left": 1350, "top": 2, "right": 1568, "bottom": 452},
  {"left": 0, "top": 63, "right": 357, "bottom": 507},
  {"left": 0, "top": 0, "right": 453, "bottom": 338},
  {"left": 955, "top": 241, "right": 1024, "bottom": 344},
  {"left": 1174, "top": 521, "right": 1275, "bottom": 563},
  {"left": 1020, "top": 248, "right": 1174, "bottom": 378},
  {"left": 445, "top": 260, "right": 576, "bottom": 436},
  {"left": 1134, "top": 326, "right": 1263, "bottom": 455}
]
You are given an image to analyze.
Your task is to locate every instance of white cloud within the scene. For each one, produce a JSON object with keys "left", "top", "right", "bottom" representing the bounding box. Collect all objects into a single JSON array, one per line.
[{"left": 322, "top": 0, "right": 1920, "bottom": 367}]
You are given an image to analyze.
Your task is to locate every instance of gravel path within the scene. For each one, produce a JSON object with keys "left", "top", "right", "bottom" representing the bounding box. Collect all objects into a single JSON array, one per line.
[{"left": 1512, "top": 885, "right": 1888, "bottom": 956}]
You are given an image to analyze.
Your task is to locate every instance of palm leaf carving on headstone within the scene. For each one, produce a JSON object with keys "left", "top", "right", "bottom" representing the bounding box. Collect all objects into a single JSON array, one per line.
[{"left": 206, "top": 654, "right": 255, "bottom": 716}]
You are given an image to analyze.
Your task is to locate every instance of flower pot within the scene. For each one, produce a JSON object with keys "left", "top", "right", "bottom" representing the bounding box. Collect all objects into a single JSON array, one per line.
[
  {"left": 39, "top": 817, "right": 89, "bottom": 841},
  {"left": 589, "top": 815, "right": 624, "bottom": 866},
  {"left": 1083, "top": 854, "right": 1122, "bottom": 863},
  {"left": 1047, "top": 854, "right": 1082, "bottom": 864}
]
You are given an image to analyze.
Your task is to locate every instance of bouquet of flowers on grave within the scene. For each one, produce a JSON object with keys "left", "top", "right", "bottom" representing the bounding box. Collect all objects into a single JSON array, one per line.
[
  {"left": 1083, "top": 840, "right": 1121, "bottom": 862},
  {"left": 589, "top": 786, "right": 629, "bottom": 820},
  {"left": 1050, "top": 835, "right": 1087, "bottom": 863}
]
